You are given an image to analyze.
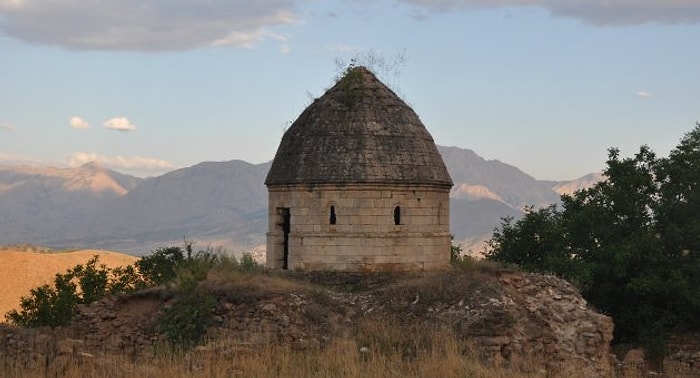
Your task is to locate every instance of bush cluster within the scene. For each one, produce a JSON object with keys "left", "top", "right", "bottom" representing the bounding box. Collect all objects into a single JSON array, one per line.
[
  {"left": 5, "top": 244, "right": 262, "bottom": 350},
  {"left": 487, "top": 123, "right": 700, "bottom": 360},
  {"left": 5, "top": 256, "right": 145, "bottom": 327}
]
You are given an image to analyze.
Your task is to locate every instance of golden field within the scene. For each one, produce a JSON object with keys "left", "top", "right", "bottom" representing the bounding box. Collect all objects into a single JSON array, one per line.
[{"left": 0, "top": 245, "right": 137, "bottom": 320}]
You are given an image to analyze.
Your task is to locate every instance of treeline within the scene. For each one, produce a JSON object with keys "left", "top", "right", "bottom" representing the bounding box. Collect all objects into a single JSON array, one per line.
[{"left": 487, "top": 123, "right": 700, "bottom": 359}]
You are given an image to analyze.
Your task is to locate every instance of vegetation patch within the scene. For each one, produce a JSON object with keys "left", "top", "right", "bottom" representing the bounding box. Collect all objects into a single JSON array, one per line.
[{"left": 487, "top": 123, "right": 700, "bottom": 362}]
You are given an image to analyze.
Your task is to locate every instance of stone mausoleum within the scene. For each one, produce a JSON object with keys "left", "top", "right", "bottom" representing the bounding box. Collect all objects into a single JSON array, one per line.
[{"left": 265, "top": 66, "right": 453, "bottom": 271}]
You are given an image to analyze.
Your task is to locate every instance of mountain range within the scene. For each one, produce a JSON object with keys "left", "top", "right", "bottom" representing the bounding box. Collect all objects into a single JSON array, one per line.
[{"left": 0, "top": 146, "right": 601, "bottom": 256}]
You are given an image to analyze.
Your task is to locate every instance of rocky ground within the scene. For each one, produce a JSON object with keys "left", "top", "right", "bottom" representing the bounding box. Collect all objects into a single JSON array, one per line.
[{"left": 1, "top": 263, "right": 696, "bottom": 376}]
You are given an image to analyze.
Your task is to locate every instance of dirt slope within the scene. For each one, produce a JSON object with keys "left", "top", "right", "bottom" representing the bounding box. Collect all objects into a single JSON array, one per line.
[{"left": 0, "top": 246, "right": 137, "bottom": 320}]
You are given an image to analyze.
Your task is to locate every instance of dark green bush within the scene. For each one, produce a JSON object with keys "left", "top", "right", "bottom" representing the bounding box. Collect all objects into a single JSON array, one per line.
[
  {"left": 487, "top": 123, "right": 700, "bottom": 358},
  {"left": 136, "top": 246, "right": 185, "bottom": 286},
  {"left": 158, "top": 286, "right": 216, "bottom": 350}
]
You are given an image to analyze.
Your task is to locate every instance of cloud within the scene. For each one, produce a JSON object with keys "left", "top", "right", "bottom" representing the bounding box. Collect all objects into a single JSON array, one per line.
[
  {"left": 398, "top": 0, "right": 700, "bottom": 25},
  {"left": 279, "top": 43, "right": 291, "bottom": 54},
  {"left": 67, "top": 152, "right": 175, "bottom": 172},
  {"left": 636, "top": 91, "right": 652, "bottom": 98},
  {"left": 103, "top": 117, "right": 136, "bottom": 132},
  {"left": 69, "top": 116, "right": 90, "bottom": 129},
  {"left": 0, "top": 123, "right": 14, "bottom": 131},
  {"left": 211, "top": 29, "right": 289, "bottom": 48},
  {"left": 0, "top": 0, "right": 299, "bottom": 51}
]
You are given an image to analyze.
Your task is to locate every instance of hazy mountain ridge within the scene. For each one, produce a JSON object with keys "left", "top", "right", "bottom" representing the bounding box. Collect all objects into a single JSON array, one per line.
[
  {"left": 0, "top": 163, "right": 141, "bottom": 195},
  {"left": 550, "top": 172, "right": 605, "bottom": 196},
  {"left": 0, "top": 164, "right": 142, "bottom": 244},
  {"left": 438, "top": 146, "right": 561, "bottom": 210},
  {"left": 89, "top": 160, "right": 270, "bottom": 253},
  {"left": 0, "top": 147, "right": 600, "bottom": 254}
]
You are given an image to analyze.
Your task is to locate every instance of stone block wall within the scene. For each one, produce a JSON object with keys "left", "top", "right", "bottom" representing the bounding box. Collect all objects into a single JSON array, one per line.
[{"left": 266, "top": 183, "right": 451, "bottom": 271}]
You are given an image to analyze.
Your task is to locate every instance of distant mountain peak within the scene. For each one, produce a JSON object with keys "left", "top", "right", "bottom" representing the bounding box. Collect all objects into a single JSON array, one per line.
[
  {"left": 450, "top": 183, "right": 506, "bottom": 204},
  {"left": 551, "top": 173, "right": 604, "bottom": 195},
  {"left": 64, "top": 166, "right": 128, "bottom": 195},
  {"left": 79, "top": 161, "right": 105, "bottom": 170}
]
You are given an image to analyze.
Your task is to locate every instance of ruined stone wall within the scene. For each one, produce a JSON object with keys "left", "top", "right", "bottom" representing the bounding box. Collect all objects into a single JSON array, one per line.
[{"left": 266, "top": 183, "right": 450, "bottom": 271}]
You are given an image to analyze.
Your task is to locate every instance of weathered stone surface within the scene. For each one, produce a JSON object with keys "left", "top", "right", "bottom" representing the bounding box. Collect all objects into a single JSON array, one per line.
[
  {"left": 265, "top": 67, "right": 452, "bottom": 187},
  {"left": 265, "top": 67, "right": 452, "bottom": 272},
  {"left": 266, "top": 184, "right": 452, "bottom": 271},
  {"left": 1, "top": 270, "right": 617, "bottom": 376}
]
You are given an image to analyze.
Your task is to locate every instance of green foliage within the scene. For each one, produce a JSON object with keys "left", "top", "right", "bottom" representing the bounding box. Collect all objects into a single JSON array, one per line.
[
  {"left": 5, "top": 279, "right": 77, "bottom": 328},
  {"left": 5, "top": 256, "right": 145, "bottom": 327},
  {"left": 158, "top": 286, "right": 216, "bottom": 350},
  {"left": 175, "top": 250, "right": 218, "bottom": 288},
  {"left": 213, "top": 252, "right": 265, "bottom": 276},
  {"left": 6, "top": 240, "right": 262, "bottom": 349},
  {"left": 109, "top": 264, "right": 148, "bottom": 294},
  {"left": 136, "top": 246, "right": 185, "bottom": 286},
  {"left": 237, "top": 252, "right": 264, "bottom": 273},
  {"left": 486, "top": 123, "right": 700, "bottom": 357},
  {"left": 156, "top": 247, "right": 234, "bottom": 350},
  {"left": 450, "top": 236, "right": 463, "bottom": 263}
]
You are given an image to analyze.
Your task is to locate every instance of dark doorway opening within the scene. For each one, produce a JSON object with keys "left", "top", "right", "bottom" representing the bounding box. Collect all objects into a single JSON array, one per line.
[
  {"left": 330, "top": 205, "right": 336, "bottom": 225},
  {"left": 280, "top": 208, "right": 291, "bottom": 270}
]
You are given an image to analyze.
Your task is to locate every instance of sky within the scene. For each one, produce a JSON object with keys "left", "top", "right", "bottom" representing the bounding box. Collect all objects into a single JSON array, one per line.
[{"left": 1, "top": 1, "right": 699, "bottom": 181}]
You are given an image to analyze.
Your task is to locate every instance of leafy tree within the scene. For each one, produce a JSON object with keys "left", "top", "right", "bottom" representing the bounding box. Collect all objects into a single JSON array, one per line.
[{"left": 486, "top": 123, "right": 700, "bottom": 356}]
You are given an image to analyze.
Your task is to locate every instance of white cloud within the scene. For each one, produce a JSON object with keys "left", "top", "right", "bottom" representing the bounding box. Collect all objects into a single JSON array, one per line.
[
  {"left": 103, "top": 117, "right": 136, "bottom": 132},
  {"left": 0, "top": 0, "right": 299, "bottom": 51},
  {"left": 280, "top": 43, "right": 291, "bottom": 54},
  {"left": 211, "top": 29, "right": 288, "bottom": 48},
  {"left": 0, "top": 123, "right": 14, "bottom": 131},
  {"left": 67, "top": 152, "right": 175, "bottom": 172},
  {"left": 69, "top": 116, "right": 90, "bottom": 129},
  {"left": 398, "top": 0, "right": 700, "bottom": 25},
  {"left": 636, "top": 91, "right": 652, "bottom": 98}
]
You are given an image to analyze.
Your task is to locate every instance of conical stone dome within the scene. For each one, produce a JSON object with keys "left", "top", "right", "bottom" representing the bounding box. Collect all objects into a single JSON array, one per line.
[{"left": 265, "top": 66, "right": 453, "bottom": 187}]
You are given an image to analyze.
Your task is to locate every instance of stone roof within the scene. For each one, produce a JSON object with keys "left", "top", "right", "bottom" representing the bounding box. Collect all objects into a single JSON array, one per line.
[{"left": 265, "top": 66, "right": 453, "bottom": 187}]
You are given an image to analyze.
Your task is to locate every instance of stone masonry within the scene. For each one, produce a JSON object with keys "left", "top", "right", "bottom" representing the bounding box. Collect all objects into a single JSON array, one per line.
[
  {"left": 264, "top": 67, "right": 453, "bottom": 271},
  {"left": 267, "top": 183, "right": 450, "bottom": 271}
]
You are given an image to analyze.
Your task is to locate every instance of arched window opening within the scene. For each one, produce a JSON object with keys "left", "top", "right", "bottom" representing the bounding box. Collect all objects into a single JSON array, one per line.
[
  {"left": 394, "top": 206, "right": 401, "bottom": 225},
  {"left": 330, "top": 205, "right": 336, "bottom": 225}
]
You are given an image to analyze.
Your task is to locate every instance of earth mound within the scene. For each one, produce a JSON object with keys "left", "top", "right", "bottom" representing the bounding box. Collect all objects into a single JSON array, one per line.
[{"left": 1, "top": 262, "right": 614, "bottom": 376}]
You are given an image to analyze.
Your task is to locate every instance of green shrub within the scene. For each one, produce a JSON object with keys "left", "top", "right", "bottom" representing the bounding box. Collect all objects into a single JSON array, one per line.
[
  {"left": 136, "top": 246, "right": 185, "bottom": 286},
  {"left": 237, "top": 252, "right": 264, "bottom": 273},
  {"left": 5, "top": 243, "right": 262, "bottom": 346},
  {"left": 158, "top": 286, "right": 216, "bottom": 350},
  {"left": 5, "top": 256, "right": 144, "bottom": 327}
]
